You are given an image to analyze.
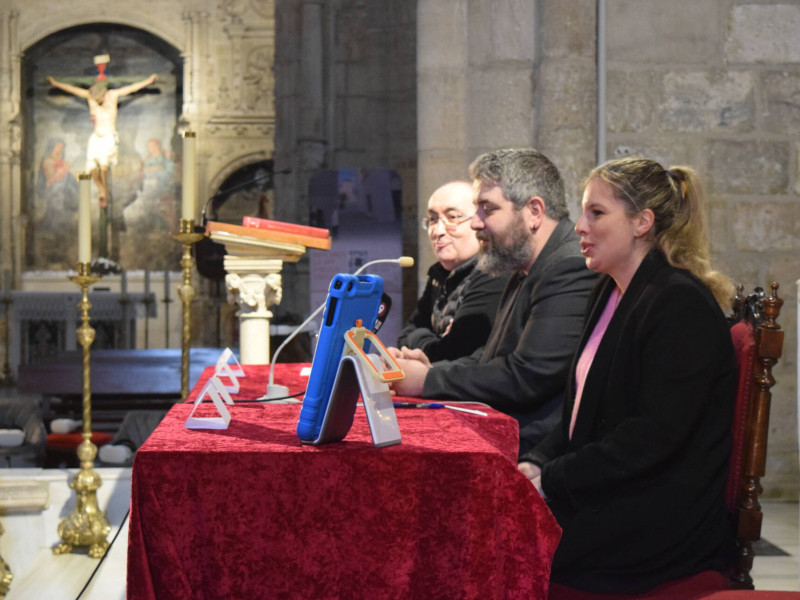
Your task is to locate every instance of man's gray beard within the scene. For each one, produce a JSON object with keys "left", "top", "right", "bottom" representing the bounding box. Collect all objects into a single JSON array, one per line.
[{"left": 476, "top": 221, "right": 533, "bottom": 276}]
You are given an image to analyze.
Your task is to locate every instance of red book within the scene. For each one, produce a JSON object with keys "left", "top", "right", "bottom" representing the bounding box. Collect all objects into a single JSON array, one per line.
[
  {"left": 206, "top": 221, "right": 331, "bottom": 251},
  {"left": 242, "top": 216, "right": 329, "bottom": 239}
]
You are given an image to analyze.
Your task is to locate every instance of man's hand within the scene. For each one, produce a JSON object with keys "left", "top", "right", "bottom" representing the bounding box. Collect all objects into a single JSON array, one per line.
[
  {"left": 387, "top": 346, "right": 404, "bottom": 361},
  {"left": 387, "top": 346, "right": 432, "bottom": 397},
  {"left": 441, "top": 318, "right": 453, "bottom": 338},
  {"left": 398, "top": 346, "right": 432, "bottom": 368}
]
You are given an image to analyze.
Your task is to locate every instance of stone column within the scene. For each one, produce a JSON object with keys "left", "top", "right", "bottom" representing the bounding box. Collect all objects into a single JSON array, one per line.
[
  {"left": 537, "top": 0, "right": 597, "bottom": 214},
  {"left": 416, "top": 0, "right": 469, "bottom": 287},
  {"left": 0, "top": 10, "right": 20, "bottom": 286},
  {"left": 209, "top": 227, "right": 305, "bottom": 364},
  {"left": 181, "top": 9, "right": 209, "bottom": 126},
  {"left": 224, "top": 259, "right": 284, "bottom": 365},
  {"left": 416, "top": 0, "right": 540, "bottom": 284},
  {"left": 298, "top": 1, "right": 326, "bottom": 174}
]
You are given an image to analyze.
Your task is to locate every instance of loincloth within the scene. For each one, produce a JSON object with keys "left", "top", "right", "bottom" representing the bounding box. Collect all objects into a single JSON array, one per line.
[{"left": 86, "top": 131, "right": 119, "bottom": 170}]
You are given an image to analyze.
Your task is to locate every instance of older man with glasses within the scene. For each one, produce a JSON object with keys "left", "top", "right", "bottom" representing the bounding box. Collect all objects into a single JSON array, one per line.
[{"left": 397, "top": 181, "right": 509, "bottom": 361}]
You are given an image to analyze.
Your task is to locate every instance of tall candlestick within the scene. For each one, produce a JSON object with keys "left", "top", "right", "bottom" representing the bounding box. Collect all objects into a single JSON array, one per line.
[
  {"left": 121, "top": 270, "right": 127, "bottom": 295},
  {"left": 164, "top": 269, "right": 170, "bottom": 299},
  {"left": 144, "top": 269, "right": 151, "bottom": 296},
  {"left": 78, "top": 173, "right": 92, "bottom": 263},
  {"left": 182, "top": 131, "right": 196, "bottom": 221},
  {"left": 55, "top": 267, "right": 109, "bottom": 558}
]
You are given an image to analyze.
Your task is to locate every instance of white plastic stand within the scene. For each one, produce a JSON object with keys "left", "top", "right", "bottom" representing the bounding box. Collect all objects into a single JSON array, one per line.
[
  {"left": 215, "top": 347, "right": 245, "bottom": 393},
  {"left": 184, "top": 377, "right": 235, "bottom": 430},
  {"left": 313, "top": 326, "right": 403, "bottom": 447}
]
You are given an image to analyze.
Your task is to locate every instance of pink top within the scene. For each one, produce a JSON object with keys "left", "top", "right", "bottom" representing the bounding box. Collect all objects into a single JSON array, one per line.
[{"left": 569, "top": 287, "right": 620, "bottom": 439}]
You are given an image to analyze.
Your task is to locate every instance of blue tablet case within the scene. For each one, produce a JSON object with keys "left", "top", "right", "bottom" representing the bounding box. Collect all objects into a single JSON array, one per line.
[{"left": 296, "top": 273, "right": 383, "bottom": 443}]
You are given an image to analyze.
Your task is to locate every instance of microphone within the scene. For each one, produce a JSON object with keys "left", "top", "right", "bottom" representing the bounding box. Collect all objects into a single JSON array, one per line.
[{"left": 265, "top": 256, "right": 414, "bottom": 399}]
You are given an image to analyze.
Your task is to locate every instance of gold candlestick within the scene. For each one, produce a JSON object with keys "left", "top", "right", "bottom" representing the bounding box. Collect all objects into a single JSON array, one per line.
[
  {"left": 53, "top": 262, "right": 110, "bottom": 559},
  {"left": 172, "top": 219, "right": 204, "bottom": 400},
  {"left": 0, "top": 522, "right": 11, "bottom": 598},
  {"left": 142, "top": 294, "right": 153, "bottom": 349}
]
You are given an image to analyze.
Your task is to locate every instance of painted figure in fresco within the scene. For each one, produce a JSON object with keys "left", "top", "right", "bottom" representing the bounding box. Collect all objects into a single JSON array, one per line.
[
  {"left": 141, "top": 138, "right": 174, "bottom": 191},
  {"left": 35, "top": 138, "right": 79, "bottom": 229},
  {"left": 46, "top": 63, "right": 158, "bottom": 260},
  {"left": 124, "top": 138, "right": 175, "bottom": 229}
]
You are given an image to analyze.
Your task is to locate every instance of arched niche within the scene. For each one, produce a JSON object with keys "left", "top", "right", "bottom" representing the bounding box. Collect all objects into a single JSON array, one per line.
[
  {"left": 195, "top": 159, "right": 275, "bottom": 282},
  {"left": 23, "top": 23, "right": 183, "bottom": 271},
  {"left": 207, "top": 160, "right": 275, "bottom": 223},
  {"left": 19, "top": 14, "right": 184, "bottom": 56}
]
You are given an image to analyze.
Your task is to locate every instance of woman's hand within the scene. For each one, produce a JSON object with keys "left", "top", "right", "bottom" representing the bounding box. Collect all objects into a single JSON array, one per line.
[{"left": 518, "top": 461, "right": 545, "bottom": 498}]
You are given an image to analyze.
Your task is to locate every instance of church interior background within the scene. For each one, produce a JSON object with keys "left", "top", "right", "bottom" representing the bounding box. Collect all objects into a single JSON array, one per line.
[{"left": 0, "top": 0, "right": 797, "bottom": 498}]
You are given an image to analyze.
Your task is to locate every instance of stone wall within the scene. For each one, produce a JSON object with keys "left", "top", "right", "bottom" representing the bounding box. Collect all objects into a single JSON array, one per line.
[
  {"left": 416, "top": 0, "right": 598, "bottom": 281},
  {"left": 605, "top": 0, "right": 799, "bottom": 498}
]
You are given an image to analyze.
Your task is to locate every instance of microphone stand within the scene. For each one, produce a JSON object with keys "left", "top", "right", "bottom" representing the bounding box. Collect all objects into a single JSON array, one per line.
[{"left": 264, "top": 256, "right": 413, "bottom": 399}]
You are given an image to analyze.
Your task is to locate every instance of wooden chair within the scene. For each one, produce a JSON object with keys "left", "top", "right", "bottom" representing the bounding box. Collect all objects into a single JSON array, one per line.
[
  {"left": 548, "top": 282, "right": 786, "bottom": 599},
  {"left": 726, "top": 282, "right": 785, "bottom": 589}
]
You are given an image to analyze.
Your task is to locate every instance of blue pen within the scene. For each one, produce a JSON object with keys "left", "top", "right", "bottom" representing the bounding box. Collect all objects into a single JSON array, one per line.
[{"left": 393, "top": 402, "right": 445, "bottom": 409}]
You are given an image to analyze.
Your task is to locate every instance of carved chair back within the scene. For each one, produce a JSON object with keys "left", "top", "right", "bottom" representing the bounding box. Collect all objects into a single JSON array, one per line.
[{"left": 726, "top": 283, "right": 784, "bottom": 589}]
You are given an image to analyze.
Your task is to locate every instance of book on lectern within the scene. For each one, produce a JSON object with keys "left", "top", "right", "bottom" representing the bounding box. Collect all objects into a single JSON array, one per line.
[
  {"left": 205, "top": 220, "right": 332, "bottom": 250},
  {"left": 242, "top": 216, "right": 330, "bottom": 240}
]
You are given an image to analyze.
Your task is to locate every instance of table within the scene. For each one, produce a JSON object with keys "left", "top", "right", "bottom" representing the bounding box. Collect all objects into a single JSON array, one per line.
[{"left": 127, "top": 364, "right": 561, "bottom": 600}]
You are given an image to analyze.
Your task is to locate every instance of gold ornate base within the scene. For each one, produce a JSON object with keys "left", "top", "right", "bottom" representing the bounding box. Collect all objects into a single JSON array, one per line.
[
  {"left": 0, "top": 522, "right": 11, "bottom": 598},
  {"left": 53, "top": 439, "right": 111, "bottom": 558}
]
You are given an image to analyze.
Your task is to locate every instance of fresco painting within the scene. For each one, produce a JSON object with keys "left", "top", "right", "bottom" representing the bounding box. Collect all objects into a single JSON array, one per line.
[{"left": 25, "top": 25, "right": 182, "bottom": 271}]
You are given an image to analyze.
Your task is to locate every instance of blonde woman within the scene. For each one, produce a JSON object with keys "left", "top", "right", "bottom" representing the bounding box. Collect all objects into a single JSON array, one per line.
[{"left": 520, "top": 157, "right": 736, "bottom": 594}]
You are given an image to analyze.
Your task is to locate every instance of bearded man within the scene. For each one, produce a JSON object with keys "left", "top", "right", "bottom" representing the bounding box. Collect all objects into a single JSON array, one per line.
[{"left": 390, "top": 148, "right": 597, "bottom": 455}]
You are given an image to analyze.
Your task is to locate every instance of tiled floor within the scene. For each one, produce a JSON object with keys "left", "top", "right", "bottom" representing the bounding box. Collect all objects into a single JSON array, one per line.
[
  {"left": 1, "top": 469, "right": 798, "bottom": 598},
  {"left": 753, "top": 499, "right": 800, "bottom": 591}
]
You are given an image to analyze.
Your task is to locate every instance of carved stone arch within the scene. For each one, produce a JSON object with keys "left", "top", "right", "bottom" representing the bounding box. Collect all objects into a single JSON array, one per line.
[
  {"left": 196, "top": 155, "right": 274, "bottom": 282},
  {"left": 206, "top": 155, "right": 274, "bottom": 225},
  {"left": 209, "top": 152, "right": 272, "bottom": 197},
  {"left": 18, "top": 15, "right": 184, "bottom": 54}
]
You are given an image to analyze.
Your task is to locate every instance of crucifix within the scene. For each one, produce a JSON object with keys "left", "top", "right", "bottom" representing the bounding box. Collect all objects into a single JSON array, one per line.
[{"left": 47, "top": 54, "right": 158, "bottom": 266}]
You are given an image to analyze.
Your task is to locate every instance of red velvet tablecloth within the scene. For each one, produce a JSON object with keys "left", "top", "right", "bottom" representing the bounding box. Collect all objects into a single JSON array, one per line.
[{"left": 127, "top": 364, "right": 561, "bottom": 600}]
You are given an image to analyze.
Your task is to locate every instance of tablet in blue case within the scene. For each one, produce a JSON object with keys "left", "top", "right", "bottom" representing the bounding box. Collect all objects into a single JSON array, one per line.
[{"left": 296, "top": 273, "right": 384, "bottom": 443}]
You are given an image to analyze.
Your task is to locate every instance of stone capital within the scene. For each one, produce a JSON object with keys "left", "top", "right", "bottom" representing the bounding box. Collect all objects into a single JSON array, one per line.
[{"left": 225, "top": 271, "right": 281, "bottom": 318}]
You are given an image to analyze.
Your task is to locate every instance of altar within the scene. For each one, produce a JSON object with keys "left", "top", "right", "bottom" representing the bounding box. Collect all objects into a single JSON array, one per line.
[{"left": 4, "top": 290, "right": 156, "bottom": 379}]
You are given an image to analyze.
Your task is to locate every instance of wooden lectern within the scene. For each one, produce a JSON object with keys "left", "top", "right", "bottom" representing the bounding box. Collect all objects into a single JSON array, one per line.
[{"left": 205, "top": 221, "right": 331, "bottom": 365}]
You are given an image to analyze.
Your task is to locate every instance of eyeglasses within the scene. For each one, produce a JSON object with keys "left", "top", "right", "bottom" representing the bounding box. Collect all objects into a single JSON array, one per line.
[{"left": 420, "top": 213, "right": 474, "bottom": 231}]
